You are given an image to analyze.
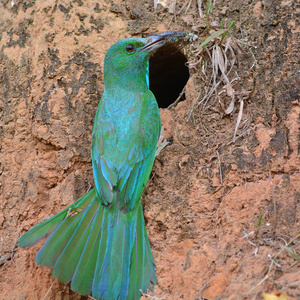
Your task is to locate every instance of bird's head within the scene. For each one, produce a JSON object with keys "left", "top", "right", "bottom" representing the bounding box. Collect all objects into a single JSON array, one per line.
[{"left": 103, "top": 31, "right": 193, "bottom": 91}]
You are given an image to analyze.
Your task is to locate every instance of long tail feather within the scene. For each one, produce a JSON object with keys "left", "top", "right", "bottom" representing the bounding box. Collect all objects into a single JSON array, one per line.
[
  {"left": 71, "top": 207, "right": 104, "bottom": 295},
  {"left": 16, "top": 189, "right": 95, "bottom": 248},
  {"left": 127, "top": 205, "right": 157, "bottom": 299},
  {"left": 17, "top": 189, "right": 156, "bottom": 299},
  {"left": 52, "top": 203, "right": 101, "bottom": 282}
]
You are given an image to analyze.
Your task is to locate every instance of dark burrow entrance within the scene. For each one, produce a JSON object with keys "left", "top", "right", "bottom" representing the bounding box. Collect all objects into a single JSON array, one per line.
[{"left": 149, "top": 45, "right": 190, "bottom": 108}]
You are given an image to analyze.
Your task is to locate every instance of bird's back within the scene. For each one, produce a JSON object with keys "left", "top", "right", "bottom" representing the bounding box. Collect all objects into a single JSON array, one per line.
[{"left": 91, "top": 87, "right": 161, "bottom": 211}]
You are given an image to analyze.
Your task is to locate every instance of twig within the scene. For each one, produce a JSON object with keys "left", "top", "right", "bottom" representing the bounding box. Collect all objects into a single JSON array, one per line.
[
  {"left": 184, "top": 0, "right": 192, "bottom": 14},
  {"left": 233, "top": 98, "right": 244, "bottom": 142},
  {"left": 197, "top": 0, "right": 203, "bottom": 18},
  {"left": 42, "top": 279, "right": 55, "bottom": 300},
  {"left": 269, "top": 171, "right": 277, "bottom": 238},
  {"left": 273, "top": 233, "right": 300, "bottom": 261},
  {"left": 186, "top": 93, "right": 201, "bottom": 122},
  {"left": 176, "top": 1, "right": 188, "bottom": 14},
  {"left": 155, "top": 139, "right": 170, "bottom": 157},
  {"left": 226, "top": 128, "right": 251, "bottom": 146},
  {"left": 141, "top": 289, "right": 167, "bottom": 299},
  {"left": 148, "top": 167, "right": 158, "bottom": 184},
  {"left": 199, "top": 278, "right": 211, "bottom": 298},
  {"left": 216, "top": 149, "right": 222, "bottom": 184},
  {"left": 247, "top": 259, "right": 273, "bottom": 294},
  {"left": 167, "top": 84, "right": 187, "bottom": 109},
  {"left": 242, "top": 228, "right": 258, "bottom": 256},
  {"left": 249, "top": 47, "right": 257, "bottom": 70}
]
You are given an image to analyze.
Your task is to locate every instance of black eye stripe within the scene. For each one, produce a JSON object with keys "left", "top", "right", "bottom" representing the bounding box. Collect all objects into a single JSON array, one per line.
[{"left": 125, "top": 44, "right": 136, "bottom": 53}]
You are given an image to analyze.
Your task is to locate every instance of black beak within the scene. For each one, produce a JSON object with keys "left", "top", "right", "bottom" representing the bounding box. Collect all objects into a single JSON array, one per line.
[{"left": 139, "top": 31, "right": 194, "bottom": 54}]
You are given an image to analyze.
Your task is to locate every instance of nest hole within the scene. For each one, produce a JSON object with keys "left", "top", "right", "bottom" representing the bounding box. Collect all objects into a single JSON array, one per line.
[{"left": 149, "top": 45, "right": 189, "bottom": 108}]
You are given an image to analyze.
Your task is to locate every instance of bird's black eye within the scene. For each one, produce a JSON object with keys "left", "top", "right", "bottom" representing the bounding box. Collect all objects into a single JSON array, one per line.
[{"left": 125, "top": 44, "right": 136, "bottom": 54}]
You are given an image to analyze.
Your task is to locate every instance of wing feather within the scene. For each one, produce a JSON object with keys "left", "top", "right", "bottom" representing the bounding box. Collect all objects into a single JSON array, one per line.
[{"left": 91, "top": 90, "right": 161, "bottom": 210}]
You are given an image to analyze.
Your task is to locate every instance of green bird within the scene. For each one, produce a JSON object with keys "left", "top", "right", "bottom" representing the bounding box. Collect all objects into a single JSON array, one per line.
[{"left": 17, "top": 31, "right": 191, "bottom": 300}]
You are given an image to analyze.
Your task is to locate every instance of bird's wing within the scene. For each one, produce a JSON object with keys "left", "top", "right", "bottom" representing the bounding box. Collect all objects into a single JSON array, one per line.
[
  {"left": 91, "top": 90, "right": 161, "bottom": 209},
  {"left": 91, "top": 119, "right": 118, "bottom": 205}
]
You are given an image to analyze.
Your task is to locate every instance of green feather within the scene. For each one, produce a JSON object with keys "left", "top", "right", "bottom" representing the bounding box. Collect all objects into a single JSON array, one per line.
[
  {"left": 17, "top": 31, "right": 191, "bottom": 299},
  {"left": 52, "top": 200, "right": 100, "bottom": 283},
  {"left": 17, "top": 189, "right": 95, "bottom": 249},
  {"left": 71, "top": 206, "right": 103, "bottom": 295}
]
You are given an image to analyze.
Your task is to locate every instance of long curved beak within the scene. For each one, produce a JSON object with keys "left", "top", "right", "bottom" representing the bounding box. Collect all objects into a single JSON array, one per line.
[{"left": 139, "top": 31, "right": 195, "bottom": 54}]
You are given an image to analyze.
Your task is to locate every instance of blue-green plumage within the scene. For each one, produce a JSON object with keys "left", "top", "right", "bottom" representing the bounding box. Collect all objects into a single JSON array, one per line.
[{"left": 17, "top": 31, "right": 190, "bottom": 300}]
